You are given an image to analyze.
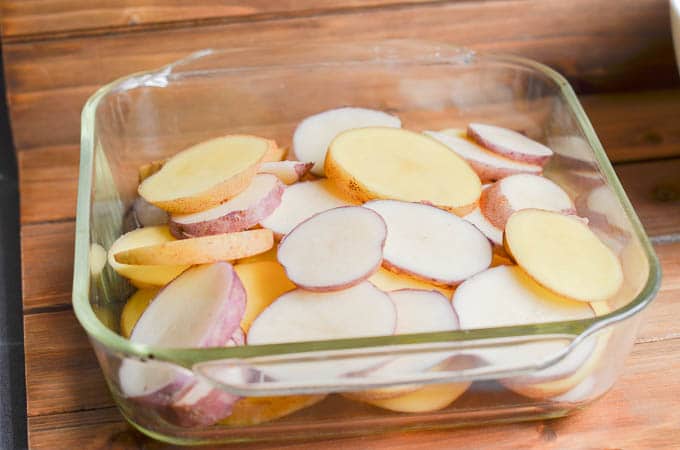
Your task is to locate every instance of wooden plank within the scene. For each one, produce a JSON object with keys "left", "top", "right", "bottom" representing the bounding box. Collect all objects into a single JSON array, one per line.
[
  {"left": 27, "top": 337, "right": 680, "bottom": 449},
  {"left": 15, "top": 90, "right": 680, "bottom": 224},
  {"left": 0, "top": 0, "right": 435, "bottom": 40},
  {"left": 21, "top": 241, "right": 680, "bottom": 418},
  {"left": 614, "top": 159, "right": 680, "bottom": 237},
  {"left": 20, "top": 221, "right": 74, "bottom": 312},
  {"left": 3, "top": 0, "right": 677, "bottom": 150},
  {"left": 24, "top": 310, "right": 112, "bottom": 416},
  {"left": 17, "top": 147, "right": 79, "bottom": 224}
]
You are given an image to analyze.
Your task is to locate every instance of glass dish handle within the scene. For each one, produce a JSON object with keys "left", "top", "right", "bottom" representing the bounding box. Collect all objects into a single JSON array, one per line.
[{"left": 193, "top": 334, "right": 583, "bottom": 397}]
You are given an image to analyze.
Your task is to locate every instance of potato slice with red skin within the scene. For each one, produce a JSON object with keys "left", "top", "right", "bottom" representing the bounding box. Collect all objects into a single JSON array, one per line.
[
  {"left": 114, "top": 229, "right": 273, "bottom": 266},
  {"left": 169, "top": 174, "right": 284, "bottom": 238},
  {"left": 278, "top": 206, "right": 386, "bottom": 291},
  {"left": 247, "top": 282, "right": 396, "bottom": 380},
  {"left": 258, "top": 161, "right": 314, "bottom": 185},
  {"left": 426, "top": 130, "right": 542, "bottom": 182},
  {"left": 326, "top": 127, "right": 481, "bottom": 215},
  {"left": 480, "top": 174, "right": 575, "bottom": 229},
  {"left": 504, "top": 209, "right": 623, "bottom": 302},
  {"left": 139, "top": 135, "right": 274, "bottom": 214},
  {"left": 118, "top": 263, "right": 245, "bottom": 425},
  {"left": 347, "top": 289, "right": 460, "bottom": 402},
  {"left": 467, "top": 123, "right": 553, "bottom": 166},
  {"left": 364, "top": 200, "right": 491, "bottom": 287},
  {"left": 259, "top": 179, "right": 353, "bottom": 238}
]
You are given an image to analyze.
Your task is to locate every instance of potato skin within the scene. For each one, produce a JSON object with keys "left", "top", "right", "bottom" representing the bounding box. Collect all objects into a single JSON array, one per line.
[{"left": 168, "top": 178, "right": 284, "bottom": 238}]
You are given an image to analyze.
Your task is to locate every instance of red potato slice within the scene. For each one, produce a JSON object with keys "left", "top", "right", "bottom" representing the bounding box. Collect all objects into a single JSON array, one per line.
[
  {"left": 454, "top": 265, "right": 594, "bottom": 330},
  {"left": 583, "top": 185, "right": 630, "bottom": 233},
  {"left": 139, "top": 135, "right": 275, "bottom": 214},
  {"left": 113, "top": 228, "right": 274, "bottom": 266},
  {"left": 425, "top": 130, "right": 542, "bottom": 182},
  {"left": 259, "top": 179, "right": 352, "bottom": 237},
  {"left": 293, "top": 107, "right": 401, "bottom": 176},
  {"left": 467, "top": 123, "right": 553, "bottom": 166},
  {"left": 463, "top": 208, "right": 503, "bottom": 246},
  {"left": 480, "top": 174, "right": 575, "bottom": 229},
  {"left": 108, "top": 226, "right": 190, "bottom": 287},
  {"left": 258, "top": 161, "right": 314, "bottom": 185},
  {"left": 504, "top": 209, "right": 624, "bottom": 302},
  {"left": 548, "top": 135, "right": 596, "bottom": 170},
  {"left": 326, "top": 128, "right": 481, "bottom": 215},
  {"left": 246, "top": 282, "right": 396, "bottom": 380},
  {"left": 453, "top": 265, "right": 596, "bottom": 389},
  {"left": 278, "top": 206, "right": 387, "bottom": 291},
  {"left": 169, "top": 174, "right": 285, "bottom": 238},
  {"left": 118, "top": 263, "right": 246, "bottom": 425},
  {"left": 364, "top": 200, "right": 492, "bottom": 287},
  {"left": 347, "top": 289, "right": 461, "bottom": 402},
  {"left": 126, "top": 197, "right": 169, "bottom": 228}
]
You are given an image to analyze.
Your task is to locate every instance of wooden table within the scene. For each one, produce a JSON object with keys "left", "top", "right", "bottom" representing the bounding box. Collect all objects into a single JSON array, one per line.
[{"left": 2, "top": 1, "right": 680, "bottom": 448}]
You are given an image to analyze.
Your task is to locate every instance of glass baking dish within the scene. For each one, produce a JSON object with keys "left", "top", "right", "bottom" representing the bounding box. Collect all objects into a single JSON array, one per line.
[{"left": 74, "top": 40, "right": 661, "bottom": 445}]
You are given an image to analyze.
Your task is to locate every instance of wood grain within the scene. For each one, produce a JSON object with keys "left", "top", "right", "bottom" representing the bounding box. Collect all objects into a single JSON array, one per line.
[
  {"left": 15, "top": 90, "right": 680, "bottom": 225},
  {"left": 20, "top": 221, "right": 75, "bottom": 312},
  {"left": 24, "top": 310, "right": 112, "bottom": 416},
  {"left": 26, "top": 336, "right": 680, "bottom": 449},
  {"left": 0, "top": 0, "right": 435, "bottom": 40},
  {"left": 3, "top": 0, "right": 678, "bottom": 150}
]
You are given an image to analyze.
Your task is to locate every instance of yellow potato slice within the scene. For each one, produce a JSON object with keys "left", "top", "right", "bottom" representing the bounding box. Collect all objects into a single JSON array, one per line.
[
  {"left": 369, "top": 267, "right": 453, "bottom": 298},
  {"left": 350, "top": 382, "right": 470, "bottom": 413},
  {"left": 237, "top": 246, "right": 278, "bottom": 264},
  {"left": 114, "top": 229, "right": 273, "bottom": 266},
  {"left": 235, "top": 260, "right": 296, "bottom": 332},
  {"left": 120, "top": 288, "right": 159, "bottom": 338},
  {"left": 139, "top": 135, "right": 275, "bottom": 214},
  {"left": 219, "top": 394, "right": 326, "bottom": 426},
  {"left": 138, "top": 159, "right": 165, "bottom": 183},
  {"left": 108, "top": 226, "right": 190, "bottom": 286},
  {"left": 504, "top": 209, "right": 623, "bottom": 302},
  {"left": 262, "top": 145, "right": 289, "bottom": 163},
  {"left": 325, "top": 127, "right": 481, "bottom": 215}
]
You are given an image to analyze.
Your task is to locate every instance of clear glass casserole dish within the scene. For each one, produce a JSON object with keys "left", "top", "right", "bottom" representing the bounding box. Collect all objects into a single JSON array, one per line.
[{"left": 75, "top": 40, "right": 661, "bottom": 445}]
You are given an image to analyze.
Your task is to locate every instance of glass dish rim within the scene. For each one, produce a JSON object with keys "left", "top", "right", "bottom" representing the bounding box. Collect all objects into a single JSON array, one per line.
[{"left": 73, "top": 39, "right": 661, "bottom": 369}]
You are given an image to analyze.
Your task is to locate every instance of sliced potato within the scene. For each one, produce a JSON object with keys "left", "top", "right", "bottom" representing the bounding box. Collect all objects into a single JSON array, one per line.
[
  {"left": 369, "top": 267, "right": 453, "bottom": 298},
  {"left": 325, "top": 127, "right": 481, "bottom": 215},
  {"left": 262, "top": 144, "right": 288, "bottom": 163},
  {"left": 108, "top": 226, "right": 190, "bottom": 286},
  {"left": 114, "top": 229, "right": 274, "bottom": 266},
  {"left": 120, "top": 288, "right": 159, "bottom": 338},
  {"left": 138, "top": 159, "right": 165, "bottom": 183},
  {"left": 234, "top": 260, "right": 296, "bottom": 332},
  {"left": 139, "top": 135, "right": 275, "bottom": 214},
  {"left": 351, "top": 382, "right": 470, "bottom": 413},
  {"left": 219, "top": 394, "right": 326, "bottom": 426},
  {"left": 237, "top": 246, "right": 278, "bottom": 264},
  {"left": 504, "top": 209, "right": 623, "bottom": 302}
]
